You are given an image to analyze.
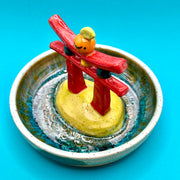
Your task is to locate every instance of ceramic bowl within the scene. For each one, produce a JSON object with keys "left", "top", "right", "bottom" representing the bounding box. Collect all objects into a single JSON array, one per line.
[{"left": 9, "top": 45, "right": 163, "bottom": 167}]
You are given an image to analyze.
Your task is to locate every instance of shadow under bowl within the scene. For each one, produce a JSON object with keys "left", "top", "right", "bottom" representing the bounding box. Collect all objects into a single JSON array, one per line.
[{"left": 9, "top": 44, "right": 163, "bottom": 167}]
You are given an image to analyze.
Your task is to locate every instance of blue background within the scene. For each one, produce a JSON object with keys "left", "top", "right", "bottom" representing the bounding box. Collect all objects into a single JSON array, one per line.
[{"left": 1, "top": 0, "right": 179, "bottom": 179}]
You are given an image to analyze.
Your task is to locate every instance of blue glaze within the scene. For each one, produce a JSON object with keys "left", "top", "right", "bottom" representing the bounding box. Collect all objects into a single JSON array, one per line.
[{"left": 16, "top": 51, "right": 155, "bottom": 153}]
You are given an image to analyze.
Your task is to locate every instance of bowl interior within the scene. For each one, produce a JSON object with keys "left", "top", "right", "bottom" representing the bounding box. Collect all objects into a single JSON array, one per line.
[{"left": 15, "top": 47, "right": 157, "bottom": 153}]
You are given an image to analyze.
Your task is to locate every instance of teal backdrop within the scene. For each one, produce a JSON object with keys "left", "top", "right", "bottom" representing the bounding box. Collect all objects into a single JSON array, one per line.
[{"left": 1, "top": 0, "right": 179, "bottom": 179}]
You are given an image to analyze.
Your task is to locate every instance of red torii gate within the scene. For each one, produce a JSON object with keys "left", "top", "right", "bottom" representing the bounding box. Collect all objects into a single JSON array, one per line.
[{"left": 49, "top": 15, "right": 128, "bottom": 115}]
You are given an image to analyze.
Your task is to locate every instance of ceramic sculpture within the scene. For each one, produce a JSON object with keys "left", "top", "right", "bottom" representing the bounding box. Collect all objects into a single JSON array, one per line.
[
  {"left": 49, "top": 14, "right": 128, "bottom": 137},
  {"left": 9, "top": 14, "right": 163, "bottom": 166}
]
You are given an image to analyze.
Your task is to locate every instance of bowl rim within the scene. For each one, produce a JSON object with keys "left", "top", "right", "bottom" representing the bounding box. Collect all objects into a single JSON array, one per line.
[{"left": 9, "top": 44, "right": 163, "bottom": 161}]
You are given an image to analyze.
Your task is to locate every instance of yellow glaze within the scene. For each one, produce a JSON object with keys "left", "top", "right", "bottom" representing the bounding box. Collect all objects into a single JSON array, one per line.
[
  {"left": 81, "top": 59, "right": 91, "bottom": 67},
  {"left": 55, "top": 79, "right": 125, "bottom": 137},
  {"left": 80, "top": 27, "right": 96, "bottom": 40}
]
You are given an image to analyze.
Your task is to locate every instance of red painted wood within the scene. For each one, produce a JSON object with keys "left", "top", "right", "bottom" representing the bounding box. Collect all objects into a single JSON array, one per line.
[
  {"left": 50, "top": 41, "right": 128, "bottom": 97},
  {"left": 66, "top": 60, "right": 87, "bottom": 94},
  {"left": 49, "top": 14, "right": 127, "bottom": 74},
  {"left": 91, "top": 79, "right": 110, "bottom": 115}
]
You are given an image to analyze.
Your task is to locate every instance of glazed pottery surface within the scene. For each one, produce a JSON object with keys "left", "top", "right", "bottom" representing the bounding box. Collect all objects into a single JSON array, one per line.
[{"left": 9, "top": 45, "right": 163, "bottom": 166}]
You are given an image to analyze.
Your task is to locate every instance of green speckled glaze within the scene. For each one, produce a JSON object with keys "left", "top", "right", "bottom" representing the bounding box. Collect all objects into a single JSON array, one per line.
[
  {"left": 10, "top": 45, "right": 163, "bottom": 166},
  {"left": 16, "top": 48, "right": 156, "bottom": 152}
]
